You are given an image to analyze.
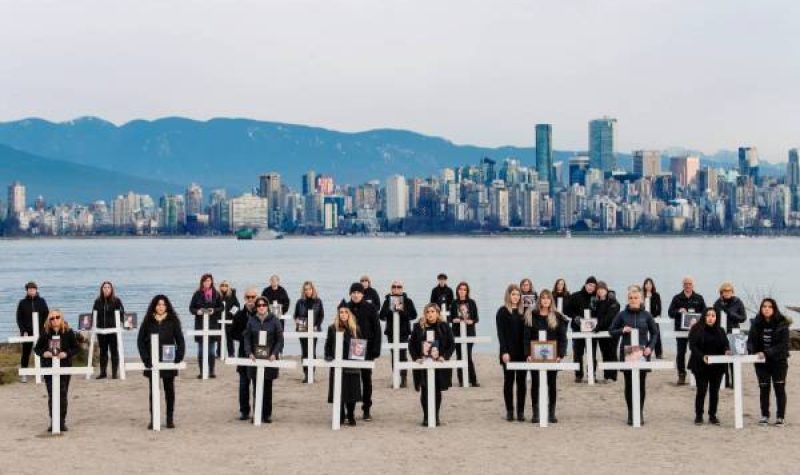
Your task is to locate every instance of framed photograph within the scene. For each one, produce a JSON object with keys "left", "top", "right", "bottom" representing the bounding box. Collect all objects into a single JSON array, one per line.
[
  {"left": 123, "top": 312, "right": 138, "bottom": 330},
  {"left": 681, "top": 312, "right": 701, "bottom": 330},
  {"left": 390, "top": 295, "right": 404, "bottom": 312},
  {"left": 254, "top": 345, "right": 270, "bottom": 360},
  {"left": 729, "top": 333, "right": 748, "bottom": 356},
  {"left": 271, "top": 301, "right": 283, "bottom": 318},
  {"left": 624, "top": 345, "right": 645, "bottom": 363},
  {"left": 422, "top": 339, "right": 441, "bottom": 359},
  {"left": 457, "top": 303, "right": 470, "bottom": 320},
  {"left": 161, "top": 344, "right": 176, "bottom": 363},
  {"left": 78, "top": 313, "right": 93, "bottom": 331},
  {"left": 530, "top": 341, "right": 557, "bottom": 362},
  {"left": 349, "top": 338, "right": 367, "bottom": 360},
  {"left": 296, "top": 316, "right": 308, "bottom": 333},
  {"left": 521, "top": 294, "right": 536, "bottom": 311},
  {"left": 580, "top": 317, "right": 598, "bottom": 332},
  {"left": 49, "top": 336, "right": 62, "bottom": 354}
]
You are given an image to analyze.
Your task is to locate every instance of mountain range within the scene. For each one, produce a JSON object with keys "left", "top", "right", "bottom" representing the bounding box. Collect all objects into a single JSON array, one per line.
[{"left": 0, "top": 116, "right": 786, "bottom": 204}]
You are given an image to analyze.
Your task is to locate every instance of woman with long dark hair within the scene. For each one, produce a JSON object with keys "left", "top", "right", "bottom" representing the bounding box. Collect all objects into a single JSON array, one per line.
[
  {"left": 449, "top": 281, "right": 480, "bottom": 387},
  {"left": 688, "top": 307, "right": 729, "bottom": 425},
  {"left": 747, "top": 298, "right": 790, "bottom": 426},
  {"left": 189, "top": 273, "right": 224, "bottom": 378},
  {"left": 642, "top": 278, "right": 663, "bottom": 359},
  {"left": 92, "top": 281, "right": 125, "bottom": 379}
]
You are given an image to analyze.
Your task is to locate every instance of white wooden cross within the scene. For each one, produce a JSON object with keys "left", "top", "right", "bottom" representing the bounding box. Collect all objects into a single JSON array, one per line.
[
  {"left": 398, "top": 330, "right": 463, "bottom": 428},
  {"left": 8, "top": 311, "right": 42, "bottom": 384},
  {"left": 19, "top": 349, "right": 92, "bottom": 434},
  {"left": 706, "top": 329, "right": 763, "bottom": 429},
  {"left": 282, "top": 310, "right": 326, "bottom": 384},
  {"left": 309, "top": 331, "right": 375, "bottom": 430},
  {"left": 556, "top": 297, "right": 564, "bottom": 314},
  {"left": 125, "top": 333, "right": 187, "bottom": 432},
  {"left": 225, "top": 330, "right": 297, "bottom": 426},
  {"left": 506, "top": 330, "right": 579, "bottom": 427},
  {"left": 453, "top": 320, "right": 491, "bottom": 388},
  {"left": 597, "top": 329, "right": 674, "bottom": 428},
  {"left": 567, "top": 309, "right": 610, "bottom": 385},
  {"left": 384, "top": 311, "right": 409, "bottom": 389},
  {"left": 186, "top": 310, "right": 223, "bottom": 380},
  {"left": 674, "top": 325, "right": 697, "bottom": 388},
  {"left": 85, "top": 310, "right": 127, "bottom": 380},
  {"left": 218, "top": 301, "right": 237, "bottom": 362}
]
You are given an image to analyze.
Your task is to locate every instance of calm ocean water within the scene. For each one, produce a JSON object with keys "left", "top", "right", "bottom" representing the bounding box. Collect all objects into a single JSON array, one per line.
[{"left": 1, "top": 236, "right": 797, "bottom": 355}]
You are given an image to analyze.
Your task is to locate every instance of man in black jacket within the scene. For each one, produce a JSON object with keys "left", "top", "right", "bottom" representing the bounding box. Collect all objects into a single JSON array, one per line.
[
  {"left": 16, "top": 281, "right": 49, "bottom": 383},
  {"left": 429, "top": 273, "right": 454, "bottom": 309},
  {"left": 232, "top": 288, "right": 259, "bottom": 420},
  {"left": 343, "top": 282, "right": 381, "bottom": 420},
  {"left": 261, "top": 275, "right": 290, "bottom": 327},
  {"left": 566, "top": 276, "right": 597, "bottom": 383},
  {"left": 379, "top": 280, "right": 418, "bottom": 388},
  {"left": 667, "top": 276, "right": 706, "bottom": 385}
]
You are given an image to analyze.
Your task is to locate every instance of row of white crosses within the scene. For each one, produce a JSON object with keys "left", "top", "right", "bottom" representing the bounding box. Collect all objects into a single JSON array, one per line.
[
  {"left": 440, "top": 304, "right": 492, "bottom": 388},
  {"left": 7, "top": 311, "right": 43, "bottom": 384},
  {"left": 506, "top": 330, "right": 580, "bottom": 428},
  {"left": 397, "top": 329, "right": 463, "bottom": 428},
  {"left": 567, "top": 308, "right": 611, "bottom": 386},
  {"left": 282, "top": 309, "right": 326, "bottom": 384},
  {"left": 224, "top": 330, "right": 297, "bottom": 427},
  {"left": 84, "top": 310, "right": 127, "bottom": 380}
]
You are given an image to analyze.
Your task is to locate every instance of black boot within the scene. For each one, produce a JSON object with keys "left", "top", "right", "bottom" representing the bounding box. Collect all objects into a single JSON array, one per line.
[
  {"left": 532, "top": 405, "right": 539, "bottom": 424},
  {"left": 400, "top": 374, "right": 407, "bottom": 388},
  {"left": 97, "top": 366, "right": 107, "bottom": 380},
  {"left": 506, "top": 410, "right": 514, "bottom": 422},
  {"left": 111, "top": 364, "right": 119, "bottom": 380},
  {"left": 548, "top": 405, "right": 558, "bottom": 424},
  {"left": 166, "top": 414, "right": 175, "bottom": 429}
]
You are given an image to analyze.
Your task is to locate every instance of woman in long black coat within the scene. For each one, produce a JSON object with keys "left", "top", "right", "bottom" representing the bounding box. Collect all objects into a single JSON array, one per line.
[
  {"left": 408, "top": 303, "right": 455, "bottom": 427},
  {"left": 92, "top": 281, "right": 126, "bottom": 379},
  {"left": 449, "top": 281, "right": 480, "bottom": 387},
  {"left": 34, "top": 309, "right": 80, "bottom": 432},
  {"left": 242, "top": 296, "right": 284, "bottom": 424},
  {"left": 189, "top": 273, "right": 224, "bottom": 378},
  {"left": 496, "top": 284, "right": 527, "bottom": 421},
  {"left": 688, "top": 307, "right": 730, "bottom": 425},
  {"left": 325, "top": 304, "right": 363, "bottom": 426}
]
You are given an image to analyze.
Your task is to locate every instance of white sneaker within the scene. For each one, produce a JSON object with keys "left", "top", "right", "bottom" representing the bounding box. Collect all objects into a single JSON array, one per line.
[{"left": 20, "top": 375, "right": 28, "bottom": 383}]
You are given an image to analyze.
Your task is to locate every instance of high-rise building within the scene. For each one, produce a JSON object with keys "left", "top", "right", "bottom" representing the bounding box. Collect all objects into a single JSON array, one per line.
[
  {"left": 159, "top": 194, "right": 185, "bottom": 233},
  {"left": 696, "top": 167, "right": 719, "bottom": 197},
  {"left": 670, "top": 156, "right": 700, "bottom": 189},
  {"left": 228, "top": 194, "right": 268, "bottom": 231},
  {"left": 259, "top": 172, "right": 283, "bottom": 228},
  {"left": 535, "top": 124, "right": 553, "bottom": 192},
  {"left": 738, "top": 146, "right": 759, "bottom": 180},
  {"left": 568, "top": 155, "right": 590, "bottom": 186},
  {"left": 589, "top": 117, "right": 617, "bottom": 172},
  {"left": 633, "top": 150, "right": 661, "bottom": 177},
  {"left": 315, "top": 175, "right": 334, "bottom": 195},
  {"left": 385, "top": 175, "right": 408, "bottom": 222},
  {"left": 787, "top": 148, "right": 799, "bottom": 187},
  {"left": 185, "top": 183, "right": 203, "bottom": 216},
  {"left": 481, "top": 157, "right": 496, "bottom": 185},
  {"left": 302, "top": 170, "right": 316, "bottom": 196},
  {"left": 7, "top": 181, "right": 25, "bottom": 216}
]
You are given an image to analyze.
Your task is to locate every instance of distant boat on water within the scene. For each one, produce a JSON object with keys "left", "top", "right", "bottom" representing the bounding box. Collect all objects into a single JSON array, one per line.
[{"left": 235, "top": 228, "right": 283, "bottom": 240}]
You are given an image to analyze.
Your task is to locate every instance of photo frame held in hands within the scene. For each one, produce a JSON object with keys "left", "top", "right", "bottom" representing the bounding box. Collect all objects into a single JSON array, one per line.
[
  {"left": 530, "top": 341, "right": 557, "bottom": 362},
  {"left": 681, "top": 312, "right": 701, "bottom": 330}
]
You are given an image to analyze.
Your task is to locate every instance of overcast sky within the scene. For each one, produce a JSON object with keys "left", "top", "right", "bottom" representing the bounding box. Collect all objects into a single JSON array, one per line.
[{"left": 1, "top": 0, "right": 798, "bottom": 161}]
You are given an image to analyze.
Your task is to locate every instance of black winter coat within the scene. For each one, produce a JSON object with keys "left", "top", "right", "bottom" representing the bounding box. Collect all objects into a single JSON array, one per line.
[
  {"left": 688, "top": 324, "right": 729, "bottom": 375},
  {"left": 293, "top": 297, "right": 325, "bottom": 330},
  {"left": 667, "top": 291, "right": 706, "bottom": 332},
  {"left": 609, "top": 306, "right": 659, "bottom": 361},
  {"left": 362, "top": 287, "right": 382, "bottom": 310},
  {"left": 448, "top": 298, "right": 479, "bottom": 337},
  {"left": 644, "top": 292, "right": 662, "bottom": 317},
  {"left": 325, "top": 325, "right": 363, "bottom": 404},
  {"left": 92, "top": 297, "right": 125, "bottom": 329},
  {"left": 189, "top": 288, "right": 224, "bottom": 341},
  {"left": 16, "top": 295, "right": 49, "bottom": 335},
  {"left": 242, "top": 313, "right": 284, "bottom": 380},
  {"left": 220, "top": 289, "right": 241, "bottom": 321},
  {"left": 344, "top": 299, "right": 382, "bottom": 360},
  {"left": 566, "top": 288, "right": 596, "bottom": 331},
  {"left": 137, "top": 315, "right": 186, "bottom": 378},
  {"left": 34, "top": 328, "right": 80, "bottom": 367},
  {"left": 379, "top": 293, "right": 418, "bottom": 341},
  {"left": 232, "top": 305, "right": 258, "bottom": 373},
  {"left": 408, "top": 320, "right": 456, "bottom": 391},
  {"left": 430, "top": 285, "right": 454, "bottom": 308},
  {"left": 713, "top": 296, "right": 747, "bottom": 332},
  {"left": 747, "top": 314, "right": 791, "bottom": 364},
  {"left": 261, "top": 286, "right": 290, "bottom": 315},
  {"left": 594, "top": 296, "right": 621, "bottom": 332},
  {"left": 496, "top": 306, "right": 526, "bottom": 363},
  {"left": 523, "top": 313, "right": 568, "bottom": 359}
]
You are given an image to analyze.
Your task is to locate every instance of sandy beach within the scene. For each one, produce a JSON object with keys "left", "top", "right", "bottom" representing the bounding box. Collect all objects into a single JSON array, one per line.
[{"left": 0, "top": 353, "right": 796, "bottom": 475}]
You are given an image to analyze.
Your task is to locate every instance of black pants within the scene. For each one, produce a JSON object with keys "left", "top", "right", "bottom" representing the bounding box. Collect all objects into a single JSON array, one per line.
[
  {"left": 654, "top": 323, "right": 663, "bottom": 358},
  {"left": 300, "top": 337, "right": 318, "bottom": 378},
  {"left": 755, "top": 362, "right": 788, "bottom": 419},
  {"left": 676, "top": 337, "right": 688, "bottom": 376},
  {"left": 148, "top": 375, "right": 175, "bottom": 419},
  {"left": 456, "top": 343, "right": 478, "bottom": 385},
  {"left": 623, "top": 370, "right": 647, "bottom": 417},
  {"left": 340, "top": 401, "right": 356, "bottom": 421},
  {"left": 390, "top": 348, "right": 408, "bottom": 381},
  {"left": 420, "top": 378, "right": 443, "bottom": 421},
  {"left": 725, "top": 363, "right": 735, "bottom": 387},
  {"left": 572, "top": 340, "right": 596, "bottom": 380},
  {"left": 197, "top": 340, "right": 217, "bottom": 375},
  {"left": 225, "top": 327, "right": 235, "bottom": 357},
  {"left": 695, "top": 371, "right": 723, "bottom": 417},
  {"left": 252, "top": 377, "right": 274, "bottom": 422},
  {"left": 21, "top": 341, "right": 33, "bottom": 368},
  {"left": 97, "top": 333, "right": 119, "bottom": 375},
  {"left": 598, "top": 337, "right": 619, "bottom": 381},
  {"left": 361, "top": 368, "right": 373, "bottom": 412},
  {"left": 502, "top": 365, "right": 527, "bottom": 414},
  {"left": 45, "top": 375, "right": 70, "bottom": 423},
  {"left": 238, "top": 370, "right": 254, "bottom": 416},
  {"left": 531, "top": 370, "right": 557, "bottom": 413}
]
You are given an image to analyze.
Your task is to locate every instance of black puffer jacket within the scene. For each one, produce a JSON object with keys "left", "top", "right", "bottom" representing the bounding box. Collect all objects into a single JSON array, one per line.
[
  {"left": 92, "top": 297, "right": 125, "bottom": 329},
  {"left": 294, "top": 297, "right": 325, "bottom": 330},
  {"left": 713, "top": 296, "right": 747, "bottom": 332},
  {"left": 343, "top": 299, "right": 382, "bottom": 360},
  {"left": 747, "top": 313, "right": 791, "bottom": 364},
  {"left": 594, "top": 295, "right": 621, "bottom": 332},
  {"left": 566, "top": 288, "right": 596, "bottom": 331},
  {"left": 16, "top": 295, "right": 49, "bottom": 335}
]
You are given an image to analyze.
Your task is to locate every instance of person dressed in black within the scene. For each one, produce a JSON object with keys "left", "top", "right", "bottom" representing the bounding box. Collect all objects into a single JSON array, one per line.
[
  {"left": 667, "top": 276, "right": 706, "bottom": 385},
  {"left": 748, "top": 298, "right": 790, "bottom": 427},
  {"left": 137, "top": 295, "right": 186, "bottom": 430},
  {"left": 358, "top": 275, "right": 382, "bottom": 309},
  {"left": 342, "top": 283, "right": 381, "bottom": 420},
  {"left": 92, "top": 281, "right": 126, "bottom": 379},
  {"left": 566, "top": 276, "right": 597, "bottom": 383},
  {"left": 218, "top": 280, "right": 240, "bottom": 358},
  {"left": 609, "top": 285, "right": 659, "bottom": 426},
  {"left": 16, "top": 281, "right": 49, "bottom": 383},
  {"left": 688, "top": 307, "right": 730, "bottom": 425},
  {"left": 552, "top": 278, "right": 570, "bottom": 315},
  {"left": 189, "top": 273, "right": 224, "bottom": 378},
  {"left": 261, "top": 274, "right": 290, "bottom": 323},
  {"left": 642, "top": 278, "right": 663, "bottom": 359},
  {"left": 232, "top": 288, "right": 259, "bottom": 420},
  {"left": 294, "top": 281, "right": 325, "bottom": 383},
  {"left": 242, "top": 296, "right": 285, "bottom": 424},
  {"left": 325, "top": 304, "right": 364, "bottom": 426},
  {"left": 34, "top": 309, "right": 79, "bottom": 432},
  {"left": 523, "top": 290, "right": 568, "bottom": 424},
  {"left": 496, "top": 283, "right": 527, "bottom": 422},
  {"left": 713, "top": 282, "right": 747, "bottom": 388},
  {"left": 429, "top": 273, "right": 454, "bottom": 310},
  {"left": 449, "top": 281, "right": 480, "bottom": 387},
  {"left": 519, "top": 278, "right": 538, "bottom": 314},
  {"left": 379, "top": 280, "right": 417, "bottom": 388},
  {"left": 594, "top": 281, "right": 621, "bottom": 383},
  {"left": 408, "top": 303, "right": 456, "bottom": 426}
]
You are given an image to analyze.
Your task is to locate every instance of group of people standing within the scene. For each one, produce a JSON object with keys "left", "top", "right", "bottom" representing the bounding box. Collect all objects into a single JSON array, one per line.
[{"left": 12, "top": 273, "right": 791, "bottom": 432}]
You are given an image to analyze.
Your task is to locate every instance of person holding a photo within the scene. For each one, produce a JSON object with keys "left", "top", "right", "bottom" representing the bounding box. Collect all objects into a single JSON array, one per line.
[
  {"left": 712, "top": 282, "right": 747, "bottom": 388},
  {"left": 92, "top": 281, "right": 126, "bottom": 379},
  {"left": 448, "top": 281, "right": 481, "bottom": 387},
  {"left": 232, "top": 288, "right": 259, "bottom": 420},
  {"left": 34, "top": 309, "right": 80, "bottom": 432},
  {"left": 409, "top": 303, "right": 455, "bottom": 426},
  {"left": 519, "top": 278, "right": 538, "bottom": 313},
  {"left": 429, "top": 273, "right": 454, "bottom": 310},
  {"left": 294, "top": 281, "right": 325, "bottom": 383},
  {"left": 747, "top": 298, "right": 790, "bottom": 427},
  {"left": 261, "top": 275, "right": 291, "bottom": 324},
  {"left": 594, "top": 281, "right": 621, "bottom": 383},
  {"left": 496, "top": 284, "right": 527, "bottom": 422},
  {"left": 609, "top": 285, "right": 659, "bottom": 426},
  {"left": 218, "top": 280, "right": 240, "bottom": 359},
  {"left": 523, "top": 290, "right": 568, "bottom": 423},
  {"left": 243, "top": 296, "right": 284, "bottom": 424},
  {"left": 379, "top": 280, "right": 417, "bottom": 388},
  {"left": 325, "top": 304, "right": 364, "bottom": 426},
  {"left": 137, "top": 295, "right": 185, "bottom": 429},
  {"left": 566, "top": 276, "right": 598, "bottom": 383},
  {"left": 342, "top": 283, "right": 382, "bottom": 421},
  {"left": 688, "top": 307, "right": 730, "bottom": 425},
  {"left": 642, "top": 278, "right": 663, "bottom": 359},
  {"left": 189, "top": 273, "right": 224, "bottom": 378},
  {"left": 667, "top": 276, "right": 706, "bottom": 386}
]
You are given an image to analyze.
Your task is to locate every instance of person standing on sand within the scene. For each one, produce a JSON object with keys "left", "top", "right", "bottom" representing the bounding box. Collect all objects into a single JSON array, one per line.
[
  {"left": 342, "top": 282, "right": 382, "bottom": 421},
  {"left": 16, "top": 281, "right": 49, "bottom": 383},
  {"left": 242, "top": 296, "right": 284, "bottom": 424},
  {"left": 294, "top": 281, "right": 325, "bottom": 383},
  {"left": 642, "top": 278, "right": 663, "bottom": 359},
  {"left": 712, "top": 282, "right": 747, "bottom": 388},
  {"left": 496, "top": 284, "right": 527, "bottom": 422},
  {"left": 566, "top": 276, "right": 598, "bottom": 383},
  {"left": 747, "top": 298, "right": 790, "bottom": 427},
  {"left": 379, "top": 280, "right": 417, "bottom": 388},
  {"left": 232, "top": 288, "right": 259, "bottom": 420},
  {"left": 358, "top": 275, "right": 382, "bottom": 309},
  {"left": 34, "top": 309, "right": 80, "bottom": 432},
  {"left": 449, "top": 281, "right": 481, "bottom": 387},
  {"left": 325, "top": 304, "right": 364, "bottom": 426},
  {"left": 92, "top": 281, "right": 126, "bottom": 379},
  {"left": 688, "top": 307, "right": 729, "bottom": 425},
  {"left": 430, "top": 273, "right": 454, "bottom": 310},
  {"left": 667, "top": 276, "right": 706, "bottom": 386},
  {"left": 189, "top": 273, "right": 224, "bottom": 378},
  {"left": 408, "top": 303, "right": 455, "bottom": 427}
]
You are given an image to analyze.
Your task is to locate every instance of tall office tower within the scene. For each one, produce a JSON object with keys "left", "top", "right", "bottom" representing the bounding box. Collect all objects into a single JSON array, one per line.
[
  {"left": 589, "top": 117, "right": 617, "bottom": 173},
  {"left": 302, "top": 170, "right": 316, "bottom": 196},
  {"left": 385, "top": 175, "right": 408, "bottom": 222},
  {"left": 738, "top": 146, "right": 759, "bottom": 180},
  {"left": 535, "top": 124, "right": 553, "bottom": 193},
  {"left": 787, "top": 148, "right": 799, "bottom": 187},
  {"left": 633, "top": 150, "right": 661, "bottom": 177},
  {"left": 670, "top": 155, "right": 700, "bottom": 188},
  {"left": 7, "top": 181, "right": 25, "bottom": 216},
  {"left": 185, "top": 183, "right": 203, "bottom": 216}
]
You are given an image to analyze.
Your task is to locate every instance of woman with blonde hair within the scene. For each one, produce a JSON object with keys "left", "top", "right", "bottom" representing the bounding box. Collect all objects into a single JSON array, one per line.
[
  {"left": 295, "top": 281, "right": 325, "bottom": 382},
  {"left": 34, "top": 309, "right": 80, "bottom": 432},
  {"left": 712, "top": 281, "right": 746, "bottom": 388},
  {"left": 325, "top": 304, "right": 362, "bottom": 426},
  {"left": 496, "top": 284, "right": 527, "bottom": 421}
]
